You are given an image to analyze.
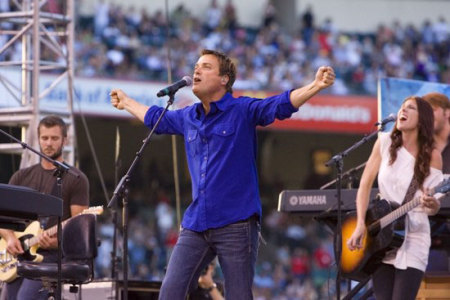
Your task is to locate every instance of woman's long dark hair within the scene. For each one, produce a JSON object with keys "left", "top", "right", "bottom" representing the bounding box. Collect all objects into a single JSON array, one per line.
[{"left": 389, "top": 96, "right": 435, "bottom": 188}]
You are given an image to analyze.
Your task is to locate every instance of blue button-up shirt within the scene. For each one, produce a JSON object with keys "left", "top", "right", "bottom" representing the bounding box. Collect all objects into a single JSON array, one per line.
[{"left": 144, "top": 91, "right": 298, "bottom": 232}]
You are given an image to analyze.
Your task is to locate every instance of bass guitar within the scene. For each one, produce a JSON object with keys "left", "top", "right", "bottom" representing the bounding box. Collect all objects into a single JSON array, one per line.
[
  {"left": 0, "top": 206, "right": 103, "bottom": 283},
  {"left": 340, "top": 178, "right": 450, "bottom": 281}
]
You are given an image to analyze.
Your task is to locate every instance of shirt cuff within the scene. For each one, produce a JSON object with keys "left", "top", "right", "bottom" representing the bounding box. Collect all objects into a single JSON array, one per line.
[
  {"left": 281, "top": 89, "right": 299, "bottom": 114},
  {"left": 143, "top": 106, "right": 157, "bottom": 127},
  {"left": 286, "top": 89, "right": 299, "bottom": 112}
]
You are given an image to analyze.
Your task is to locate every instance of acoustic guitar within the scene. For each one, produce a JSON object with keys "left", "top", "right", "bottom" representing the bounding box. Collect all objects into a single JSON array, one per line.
[
  {"left": 0, "top": 206, "right": 103, "bottom": 283},
  {"left": 340, "top": 178, "right": 450, "bottom": 281}
]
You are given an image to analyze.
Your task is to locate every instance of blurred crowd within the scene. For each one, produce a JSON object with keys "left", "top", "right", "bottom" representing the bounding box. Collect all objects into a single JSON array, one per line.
[
  {"left": 1, "top": 0, "right": 449, "bottom": 94},
  {"left": 72, "top": 0, "right": 450, "bottom": 95}
]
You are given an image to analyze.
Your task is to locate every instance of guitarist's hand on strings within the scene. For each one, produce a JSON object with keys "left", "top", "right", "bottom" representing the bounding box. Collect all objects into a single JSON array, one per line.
[
  {"left": 420, "top": 188, "right": 441, "bottom": 215},
  {"left": 6, "top": 236, "right": 24, "bottom": 256},
  {"left": 38, "top": 231, "right": 58, "bottom": 249},
  {"left": 347, "top": 223, "right": 366, "bottom": 251}
]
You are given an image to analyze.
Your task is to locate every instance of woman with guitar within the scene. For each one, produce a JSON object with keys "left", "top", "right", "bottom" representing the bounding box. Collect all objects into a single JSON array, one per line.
[{"left": 346, "top": 96, "right": 443, "bottom": 300}]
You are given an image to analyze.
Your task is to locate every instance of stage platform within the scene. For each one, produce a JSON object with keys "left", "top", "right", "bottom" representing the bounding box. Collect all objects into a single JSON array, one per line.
[
  {"left": 417, "top": 273, "right": 450, "bottom": 300},
  {"left": 63, "top": 279, "right": 161, "bottom": 299}
]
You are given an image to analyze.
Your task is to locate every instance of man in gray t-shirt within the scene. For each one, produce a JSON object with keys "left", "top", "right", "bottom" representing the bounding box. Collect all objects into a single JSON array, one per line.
[{"left": 0, "top": 115, "right": 89, "bottom": 300}]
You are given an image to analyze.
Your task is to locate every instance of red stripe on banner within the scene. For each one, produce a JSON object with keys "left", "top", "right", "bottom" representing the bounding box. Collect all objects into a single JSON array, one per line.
[{"left": 236, "top": 91, "right": 377, "bottom": 134}]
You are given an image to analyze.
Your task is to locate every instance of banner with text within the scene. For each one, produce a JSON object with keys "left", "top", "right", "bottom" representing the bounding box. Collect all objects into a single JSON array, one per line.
[{"left": 0, "top": 72, "right": 377, "bottom": 133}]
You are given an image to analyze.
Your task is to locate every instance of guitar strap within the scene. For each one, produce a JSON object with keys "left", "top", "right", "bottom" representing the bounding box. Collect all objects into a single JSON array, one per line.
[
  {"left": 394, "top": 176, "right": 418, "bottom": 231},
  {"left": 402, "top": 175, "right": 419, "bottom": 205}
]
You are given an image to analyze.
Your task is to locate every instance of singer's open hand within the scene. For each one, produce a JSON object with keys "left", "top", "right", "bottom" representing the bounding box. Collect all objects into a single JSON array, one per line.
[
  {"left": 110, "top": 89, "right": 128, "bottom": 110},
  {"left": 315, "top": 66, "right": 335, "bottom": 89}
]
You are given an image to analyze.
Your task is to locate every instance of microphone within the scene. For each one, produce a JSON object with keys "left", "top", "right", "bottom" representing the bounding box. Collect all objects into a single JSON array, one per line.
[
  {"left": 375, "top": 113, "right": 397, "bottom": 126},
  {"left": 157, "top": 76, "right": 192, "bottom": 97}
]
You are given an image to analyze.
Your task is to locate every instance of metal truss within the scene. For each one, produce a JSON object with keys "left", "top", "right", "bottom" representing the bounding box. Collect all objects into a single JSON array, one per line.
[{"left": 0, "top": 0, "right": 75, "bottom": 167}]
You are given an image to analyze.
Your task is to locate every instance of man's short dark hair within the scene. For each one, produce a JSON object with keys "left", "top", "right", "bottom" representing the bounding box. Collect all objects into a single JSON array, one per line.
[
  {"left": 38, "top": 115, "right": 67, "bottom": 137},
  {"left": 201, "top": 49, "right": 236, "bottom": 94}
]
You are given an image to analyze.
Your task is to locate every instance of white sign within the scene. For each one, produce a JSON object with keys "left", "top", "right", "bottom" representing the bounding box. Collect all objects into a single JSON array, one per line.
[{"left": 0, "top": 71, "right": 199, "bottom": 117}]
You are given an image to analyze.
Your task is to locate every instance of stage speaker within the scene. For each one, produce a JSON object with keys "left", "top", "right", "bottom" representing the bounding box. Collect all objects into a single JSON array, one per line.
[{"left": 63, "top": 279, "right": 161, "bottom": 299}]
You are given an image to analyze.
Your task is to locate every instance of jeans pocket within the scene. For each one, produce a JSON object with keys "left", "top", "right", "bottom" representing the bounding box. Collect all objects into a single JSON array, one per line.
[{"left": 249, "top": 219, "right": 260, "bottom": 254}]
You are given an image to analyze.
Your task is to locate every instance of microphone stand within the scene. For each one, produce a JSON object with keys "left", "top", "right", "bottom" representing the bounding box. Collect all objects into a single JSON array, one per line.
[
  {"left": 320, "top": 162, "right": 367, "bottom": 190},
  {"left": 0, "top": 128, "right": 78, "bottom": 300},
  {"left": 110, "top": 159, "right": 120, "bottom": 281},
  {"left": 111, "top": 128, "right": 121, "bottom": 283},
  {"left": 107, "top": 92, "right": 177, "bottom": 300},
  {"left": 325, "top": 123, "right": 387, "bottom": 299}
]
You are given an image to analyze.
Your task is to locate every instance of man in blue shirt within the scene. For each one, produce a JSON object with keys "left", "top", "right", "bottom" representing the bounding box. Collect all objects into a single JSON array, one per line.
[{"left": 110, "top": 49, "right": 335, "bottom": 299}]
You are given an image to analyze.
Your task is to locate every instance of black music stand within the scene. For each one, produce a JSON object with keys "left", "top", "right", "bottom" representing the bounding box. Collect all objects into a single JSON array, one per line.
[
  {"left": 108, "top": 92, "right": 177, "bottom": 300},
  {"left": 0, "top": 128, "right": 78, "bottom": 300}
]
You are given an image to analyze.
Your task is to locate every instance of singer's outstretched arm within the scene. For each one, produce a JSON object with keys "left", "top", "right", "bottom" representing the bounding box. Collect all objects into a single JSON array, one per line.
[
  {"left": 290, "top": 66, "right": 335, "bottom": 109},
  {"left": 110, "top": 89, "right": 148, "bottom": 122}
]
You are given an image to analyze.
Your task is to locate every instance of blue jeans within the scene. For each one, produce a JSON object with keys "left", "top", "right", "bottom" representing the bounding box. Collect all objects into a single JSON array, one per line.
[
  {"left": 159, "top": 216, "right": 260, "bottom": 299},
  {"left": 2, "top": 277, "right": 49, "bottom": 300},
  {"left": 1, "top": 250, "right": 58, "bottom": 300}
]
